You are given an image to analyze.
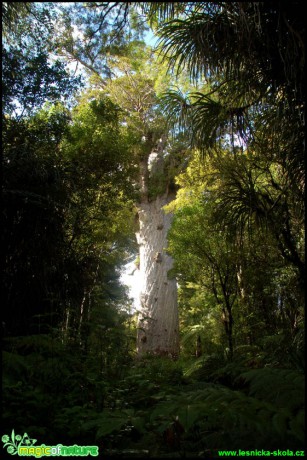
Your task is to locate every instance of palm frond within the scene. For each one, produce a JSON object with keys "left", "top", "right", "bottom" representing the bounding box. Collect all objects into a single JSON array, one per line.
[
  {"left": 157, "top": 8, "right": 257, "bottom": 83},
  {"left": 157, "top": 2, "right": 304, "bottom": 102},
  {"left": 158, "top": 16, "right": 213, "bottom": 82},
  {"left": 160, "top": 88, "right": 192, "bottom": 135},
  {"left": 139, "top": 2, "right": 178, "bottom": 27},
  {"left": 211, "top": 154, "right": 275, "bottom": 235},
  {"left": 161, "top": 89, "right": 240, "bottom": 149},
  {"left": 190, "top": 92, "right": 228, "bottom": 148},
  {"left": 139, "top": 3, "right": 210, "bottom": 29}
]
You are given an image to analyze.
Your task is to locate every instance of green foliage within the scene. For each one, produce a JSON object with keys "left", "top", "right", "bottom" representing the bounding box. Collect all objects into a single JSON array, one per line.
[
  {"left": 2, "top": 45, "right": 82, "bottom": 116},
  {"left": 3, "top": 329, "right": 305, "bottom": 456},
  {"left": 149, "top": 378, "right": 304, "bottom": 451},
  {"left": 148, "top": 168, "right": 168, "bottom": 200},
  {"left": 156, "top": 0, "right": 305, "bottom": 288},
  {"left": 2, "top": 325, "right": 132, "bottom": 439},
  {"left": 240, "top": 368, "right": 304, "bottom": 411},
  {"left": 2, "top": 2, "right": 30, "bottom": 34},
  {"left": 52, "top": 3, "right": 146, "bottom": 82},
  {"left": 2, "top": 3, "right": 82, "bottom": 117},
  {"left": 3, "top": 109, "right": 70, "bottom": 335},
  {"left": 157, "top": 2, "right": 304, "bottom": 143},
  {"left": 2, "top": 3, "right": 305, "bottom": 458},
  {"left": 166, "top": 147, "right": 304, "bottom": 366},
  {"left": 3, "top": 90, "right": 136, "bottom": 337}
]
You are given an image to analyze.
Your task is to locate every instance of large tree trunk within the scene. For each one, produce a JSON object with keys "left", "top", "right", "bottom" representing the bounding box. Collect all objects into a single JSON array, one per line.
[
  {"left": 136, "top": 194, "right": 179, "bottom": 357},
  {"left": 135, "top": 137, "right": 179, "bottom": 358}
]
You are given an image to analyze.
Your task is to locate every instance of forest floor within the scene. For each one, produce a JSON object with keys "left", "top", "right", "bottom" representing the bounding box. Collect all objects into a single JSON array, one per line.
[{"left": 2, "top": 337, "right": 305, "bottom": 458}]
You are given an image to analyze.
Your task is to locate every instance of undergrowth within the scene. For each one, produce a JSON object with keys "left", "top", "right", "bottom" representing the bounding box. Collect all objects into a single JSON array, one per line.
[{"left": 2, "top": 335, "right": 305, "bottom": 458}]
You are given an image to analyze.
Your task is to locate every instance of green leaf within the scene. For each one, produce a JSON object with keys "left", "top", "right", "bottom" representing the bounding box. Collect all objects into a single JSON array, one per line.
[
  {"left": 177, "top": 404, "right": 202, "bottom": 431},
  {"left": 130, "top": 416, "right": 146, "bottom": 434},
  {"left": 96, "top": 417, "right": 126, "bottom": 438}
]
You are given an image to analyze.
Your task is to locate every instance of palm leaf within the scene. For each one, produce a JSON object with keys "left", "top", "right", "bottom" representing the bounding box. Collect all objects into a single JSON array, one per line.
[
  {"left": 160, "top": 88, "right": 228, "bottom": 148},
  {"left": 160, "top": 88, "right": 192, "bottom": 134}
]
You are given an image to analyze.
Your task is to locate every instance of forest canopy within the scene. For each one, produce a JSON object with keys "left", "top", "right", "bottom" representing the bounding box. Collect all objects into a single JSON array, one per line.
[{"left": 2, "top": 2, "right": 305, "bottom": 458}]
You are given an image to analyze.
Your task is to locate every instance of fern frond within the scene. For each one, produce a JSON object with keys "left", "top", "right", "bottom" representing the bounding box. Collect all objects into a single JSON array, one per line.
[
  {"left": 181, "top": 324, "right": 207, "bottom": 346},
  {"left": 149, "top": 382, "right": 305, "bottom": 448},
  {"left": 240, "top": 368, "right": 305, "bottom": 411}
]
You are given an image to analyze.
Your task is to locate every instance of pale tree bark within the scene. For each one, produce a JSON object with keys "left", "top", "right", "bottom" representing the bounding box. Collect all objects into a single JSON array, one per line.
[{"left": 135, "top": 138, "right": 179, "bottom": 358}]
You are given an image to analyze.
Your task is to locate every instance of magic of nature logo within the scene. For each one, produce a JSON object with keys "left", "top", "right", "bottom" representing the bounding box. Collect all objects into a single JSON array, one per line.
[{"left": 2, "top": 430, "right": 99, "bottom": 457}]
